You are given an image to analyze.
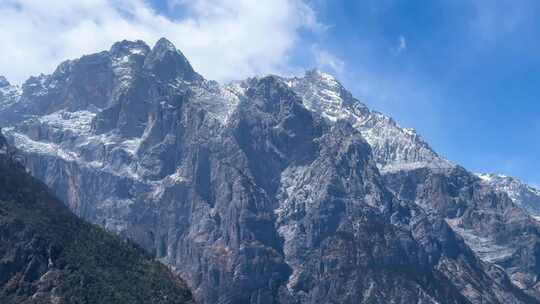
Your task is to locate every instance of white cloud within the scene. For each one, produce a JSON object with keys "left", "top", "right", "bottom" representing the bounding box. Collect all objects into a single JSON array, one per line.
[
  {"left": 397, "top": 35, "right": 407, "bottom": 52},
  {"left": 391, "top": 35, "right": 408, "bottom": 54},
  {"left": 312, "top": 45, "right": 345, "bottom": 75},
  {"left": 0, "top": 0, "right": 324, "bottom": 84}
]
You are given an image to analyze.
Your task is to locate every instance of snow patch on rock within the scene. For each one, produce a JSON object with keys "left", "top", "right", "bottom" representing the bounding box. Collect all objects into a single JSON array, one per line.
[{"left": 39, "top": 110, "right": 96, "bottom": 134}]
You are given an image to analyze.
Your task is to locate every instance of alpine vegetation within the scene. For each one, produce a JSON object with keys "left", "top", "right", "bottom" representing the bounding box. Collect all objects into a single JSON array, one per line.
[{"left": 0, "top": 130, "right": 195, "bottom": 304}]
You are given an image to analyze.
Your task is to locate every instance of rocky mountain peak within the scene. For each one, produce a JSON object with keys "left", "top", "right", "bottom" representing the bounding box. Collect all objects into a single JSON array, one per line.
[
  {"left": 290, "top": 69, "right": 370, "bottom": 119},
  {"left": 0, "top": 76, "right": 10, "bottom": 88},
  {"left": 283, "top": 69, "right": 453, "bottom": 172},
  {"left": 154, "top": 37, "right": 177, "bottom": 52},
  {"left": 110, "top": 39, "right": 151, "bottom": 58},
  {"left": 303, "top": 69, "right": 341, "bottom": 89},
  {"left": 143, "top": 37, "right": 201, "bottom": 82}
]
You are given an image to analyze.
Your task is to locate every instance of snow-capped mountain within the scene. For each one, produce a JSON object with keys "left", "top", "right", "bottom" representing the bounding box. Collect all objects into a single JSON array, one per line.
[
  {"left": 1, "top": 38, "right": 540, "bottom": 303},
  {"left": 283, "top": 69, "right": 454, "bottom": 173},
  {"left": 477, "top": 173, "right": 540, "bottom": 218}
]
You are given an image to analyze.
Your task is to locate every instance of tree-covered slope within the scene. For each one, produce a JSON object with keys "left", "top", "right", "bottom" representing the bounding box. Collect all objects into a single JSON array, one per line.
[{"left": 0, "top": 131, "right": 194, "bottom": 304}]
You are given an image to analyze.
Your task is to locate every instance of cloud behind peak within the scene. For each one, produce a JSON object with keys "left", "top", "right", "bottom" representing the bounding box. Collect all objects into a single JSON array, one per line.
[{"left": 0, "top": 0, "right": 323, "bottom": 84}]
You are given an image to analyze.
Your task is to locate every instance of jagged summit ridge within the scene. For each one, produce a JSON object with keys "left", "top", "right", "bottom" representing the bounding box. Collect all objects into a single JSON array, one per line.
[
  {"left": 278, "top": 69, "right": 454, "bottom": 172},
  {"left": 143, "top": 37, "right": 201, "bottom": 82},
  {"left": 110, "top": 39, "right": 151, "bottom": 56},
  {"left": 0, "top": 38, "right": 467, "bottom": 176},
  {"left": 224, "top": 68, "right": 452, "bottom": 172},
  {"left": 0, "top": 76, "right": 10, "bottom": 87}
]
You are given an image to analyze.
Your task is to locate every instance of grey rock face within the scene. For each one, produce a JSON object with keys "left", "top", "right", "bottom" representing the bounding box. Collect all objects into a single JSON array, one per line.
[
  {"left": 0, "top": 76, "right": 10, "bottom": 88},
  {"left": 383, "top": 167, "right": 540, "bottom": 299},
  {"left": 476, "top": 173, "right": 540, "bottom": 217},
  {"left": 1, "top": 39, "right": 539, "bottom": 303},
  {"left": 282, "top": 69, "right": 540, "bottom": 298},
  {"left": 143, "top": 38, "right": 202, "bottom": 83}
]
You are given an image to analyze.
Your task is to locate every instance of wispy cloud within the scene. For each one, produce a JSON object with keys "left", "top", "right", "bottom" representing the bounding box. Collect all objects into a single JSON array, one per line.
[
  {"left": 391, "top": 35, "right": 407, "bottom": 54},
  {"left": 469, "top": 0, "right": 537, "bottom": 44},
  {"left": 312, "top": 44, "right": 345, "bottom": 75},
  {"left": 397, "top": 35, "right": 407, "bottom": 53},
  {"left": 0, "top": 0, "right": 325, "bottom": 83}
]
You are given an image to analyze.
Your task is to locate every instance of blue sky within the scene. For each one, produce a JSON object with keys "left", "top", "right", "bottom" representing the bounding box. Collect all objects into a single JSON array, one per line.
[
  {"left": 1, "top": 0, "right": 538, "bottom": 186},
  {"left": 326, "top": 1, "right": 540, "bottom": 187}
]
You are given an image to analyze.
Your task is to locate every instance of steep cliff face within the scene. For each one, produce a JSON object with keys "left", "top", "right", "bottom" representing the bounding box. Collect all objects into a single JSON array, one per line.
[
  {"left": 0, "top": 38, "right": 538, "bottom": 303},
  {"left": 0, "top": 131, "right": 194, "bottom": 304},
  {"left": 383, "top": 167, "right": 540, "bottom": 298},
  {"left": 282, "top": 69, "right": 540, "bottom": 299}
]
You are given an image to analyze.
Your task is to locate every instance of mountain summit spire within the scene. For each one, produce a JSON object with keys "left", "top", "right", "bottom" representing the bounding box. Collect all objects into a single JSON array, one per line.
[
  {"left": 0, "top": 76, "right": 10, "bottom": 88},
  {"left": 143, "top": 37, "right": 201, "bottom": 82},
  {"left": 110, "top": 39, "right": 151, "bottom": 58}
]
